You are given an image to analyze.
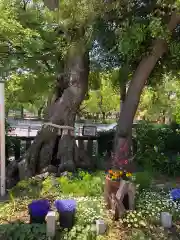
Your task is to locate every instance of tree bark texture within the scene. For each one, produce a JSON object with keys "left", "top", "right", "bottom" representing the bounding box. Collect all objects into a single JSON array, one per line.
[
  {"left": 6, "top": 47, "right": 91, "bottom": 185},
  {"left": 119, "top": 65, "right": 128, "bottom": 114},
  {"left": 120, "top": 82, "right": 126, "bottom": 114},
  {"left": 6, "top": 0, "right": 93, "bottom": 186},
  {"left": 112, "top": 12, "right": 180, "bottom": 169}
]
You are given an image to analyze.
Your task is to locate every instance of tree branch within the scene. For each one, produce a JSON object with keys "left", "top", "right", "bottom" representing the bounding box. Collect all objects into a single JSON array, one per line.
[{"left": 117, "top": 11, "right": 180, "bottom": 137}]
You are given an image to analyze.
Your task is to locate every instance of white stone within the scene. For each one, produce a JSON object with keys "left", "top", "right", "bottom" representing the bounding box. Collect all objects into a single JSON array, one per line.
[
  {"left": 46, "top": 211, "right": 56, "bottom": 237},
  {"left": 96, "top": 219, "right": 107, "bottom": 235},
  {"left": 161, "top": 212, "right": 172, "bottom": 228}
]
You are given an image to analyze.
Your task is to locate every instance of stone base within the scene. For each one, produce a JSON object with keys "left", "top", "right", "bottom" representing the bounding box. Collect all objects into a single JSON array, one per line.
[{"left": 104, "top": 177, "right": 136, "bottom": 220}]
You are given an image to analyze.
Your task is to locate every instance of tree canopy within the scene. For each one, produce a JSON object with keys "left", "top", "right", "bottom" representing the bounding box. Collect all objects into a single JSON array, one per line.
[
  {"left": 82, "top": 72, "right": 120, "bottom": 115},
  {"left": 1, "top": 0, "right": 180, "bottom": 121}
]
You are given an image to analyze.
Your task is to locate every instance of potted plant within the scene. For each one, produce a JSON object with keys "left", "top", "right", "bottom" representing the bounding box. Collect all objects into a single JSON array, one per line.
[
  {"left": 28, "top": 199, "right": 50, "bottom": 224},
  {"left": 106, "top": 169, "right": 132, "bottom": 190},
  {"left": 104, "top": 163, "right": 133, "bottom": 209},
  {"left": 54, "top": 199, "right": 76, "bottom": 229}
]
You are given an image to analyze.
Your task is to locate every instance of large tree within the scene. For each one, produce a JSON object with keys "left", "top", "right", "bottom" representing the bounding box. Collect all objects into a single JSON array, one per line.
[
  {"left": 4, "top": 0, "right": 125, "bottom": 184},
  {"left": 4, "top": 0, "right": 180, "bottom": 184},
  {"left": 92, "top": 1, "right": 180, "bottom": 167},
  {"left": 113, "top": 6, "right": 180, "bottom": 167}
]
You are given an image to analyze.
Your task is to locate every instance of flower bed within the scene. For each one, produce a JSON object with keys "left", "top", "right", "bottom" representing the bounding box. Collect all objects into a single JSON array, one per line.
[{"left": 0, "top": 171, "right": 180, "bottom": 239}]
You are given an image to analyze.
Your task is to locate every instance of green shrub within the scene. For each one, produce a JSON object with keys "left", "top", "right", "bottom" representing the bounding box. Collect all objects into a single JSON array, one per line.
[
  {"left": 10, "top": 178, "right": 42, "bottom": 198},
  {"left": 61, "top": 225, "right": 96, "bottom": 240},
  {"left": 0, "top": 223, "right": 48, "bottom": 240},
  {"left": 10, "top": 171, "right": 105, "bottom": 199},
  {"left": 136, "top": 121, "right": 180, "bottom": 176},
  {"left": 57, "top": 171, "right": 105, "bottom": 196},
  {"left": 134, "top": 171, "right": 152, "bottom": 190}
]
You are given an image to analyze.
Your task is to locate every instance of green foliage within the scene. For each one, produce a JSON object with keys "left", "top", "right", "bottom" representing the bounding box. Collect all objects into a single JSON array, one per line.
[
  {"left": 134, "top": 172, "right": 152, "bottom": 191},
  {"left": 10, "top": 171, "right": 105, "bottom": 199},
  {"left": 1, "top": 196, "right": 106, "bottom": 240},
  {"left": 76, "top": 198, "right": 105, "bottom": 226},
  {"left": 0, "top": 223, "right": 48, "bottom": 240},
  {"left": 40, "top": 176, "right": 59, "bottom": 197},
  {"left": 117, "top": 22, "right": 148, "bottom": 60},
  {"left": 1, "top": 0, "right": 180, "bottom": 120},
  {"left": 138, "top": 74, "right": 180, "bottom": 122},
  {"left": 10, "top": 178, "right": 42, "bottom": 198},
  {"left": 136, "top": 121, "right": 167, "bottom": 168},
  {"left": 57, "top": 171, "right": 105, "bottom": 197},
  {"left": 3, "top": 170, "right": 180, "bottom": 239},
  {"left": 149, "top": 17, "right": 170, "bottom": 41},
  {"left": 5, "top": 72, "right": 52, "bottom": 111},
  {"left": 0, "top": 0, "right": 65, "bottom": 110},
  {"left": 83, "top": 72, "right": 120, "bottom": 114},
  {"left": 61, "top": 225, "right": 96, "bottom": 240},
  {"left": 136, "top": 121, "right": 180, "bottom": 176}
]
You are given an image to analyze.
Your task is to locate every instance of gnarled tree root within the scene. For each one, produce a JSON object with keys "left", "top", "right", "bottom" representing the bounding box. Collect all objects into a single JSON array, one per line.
[{"left": 6, "top": 130, "right": 93, "bottom": 188}]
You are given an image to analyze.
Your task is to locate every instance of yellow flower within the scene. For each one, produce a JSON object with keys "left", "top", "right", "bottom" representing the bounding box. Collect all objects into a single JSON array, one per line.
[
  {"left": 126, "top": 172, "right": 132, "bottom": 177},
  {"left": 119, "top": 171, "right": 123, "bottom": 175}
]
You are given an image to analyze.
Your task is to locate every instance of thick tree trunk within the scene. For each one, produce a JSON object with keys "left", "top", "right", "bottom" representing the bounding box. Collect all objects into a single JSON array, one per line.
[
  {"left": 119, "top": 81, "right": 134, "bottom": 157},
  {"left": 31, "top": 49, "right": 90, "bottom": 173},
  {"left": 112, "top": 12, "right": 180, "bottom": 169},
  {"left": 6, "top": 45, "right": 91, "bottom": 185},
  {"left": 119, "top": 65, "right": 128, "bottom": 114},
  {"left": 120, "top": 82, "right": 126, "bottom": 114}
]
